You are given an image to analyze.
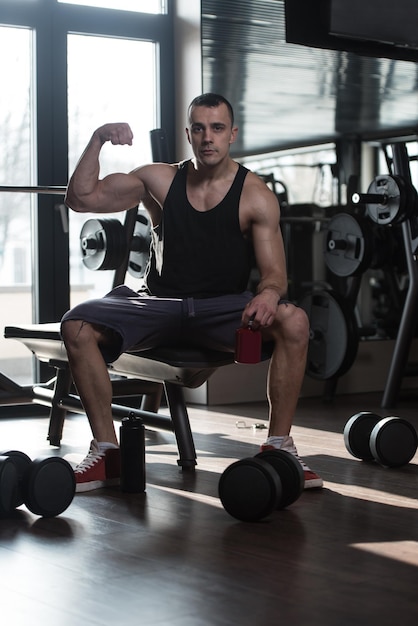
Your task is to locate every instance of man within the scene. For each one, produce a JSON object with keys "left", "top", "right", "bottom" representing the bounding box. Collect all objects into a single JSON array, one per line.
[{"left": 61, "top": 93, "right": 323, "bottom": 492}]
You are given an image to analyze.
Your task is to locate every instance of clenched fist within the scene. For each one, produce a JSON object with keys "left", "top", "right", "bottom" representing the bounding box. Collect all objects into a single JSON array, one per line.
[{"left": 95, "top": 123, "right": 134, "bottom": 146}]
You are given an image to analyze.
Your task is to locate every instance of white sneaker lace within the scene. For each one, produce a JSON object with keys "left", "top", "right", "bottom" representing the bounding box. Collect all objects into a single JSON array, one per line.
[
  {"left": 282, "top": 443, "right": 312, "bottom": 473},
  {"left": 75, "top": 443, "right": 105, "bottom": 474}
]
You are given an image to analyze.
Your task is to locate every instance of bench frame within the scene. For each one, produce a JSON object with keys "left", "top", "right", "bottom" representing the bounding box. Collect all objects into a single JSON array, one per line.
[{"left": 2, "top": 323, "right": 236, "bottom": 469}]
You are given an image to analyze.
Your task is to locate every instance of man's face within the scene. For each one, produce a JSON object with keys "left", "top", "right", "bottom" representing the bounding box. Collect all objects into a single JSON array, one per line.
[{"left": 186, "top": 103, "right": 238, "bottom": 166}]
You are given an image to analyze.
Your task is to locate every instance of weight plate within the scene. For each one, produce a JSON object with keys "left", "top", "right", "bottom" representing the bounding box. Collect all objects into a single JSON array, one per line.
[
  {"left": 324, "top": 213, "right": 372, "bottom": 277},
  {"left": 80, "top": 218, "right": 126, "bottom": 271},
  {"left": 218, "top": 457, "right": 282, "bottom": 522},
  {"left": 300, "top": 289, "right": 359, "bottom": 380},
  {"left": 370, "top": 417, "right": 418, "bottom": 468},
  {"left": 366, "top": 175, "right": 406, "bottom": 225},
  {"left": 343, "top": 412, "right": 381, "bottom": 461},
  {"left": 23, "top": 457, "right": 76, "bottom": 518},
  {"left": 255, "top": 449, "right": 304, "bottom": 508},
  {"left": 0, "top": 456, "right": 18, "bottom": 515},
  {"left": 127, "top": 209, "right": 151, "bottom": 279},
  {"left": 0, "top": 450, "right": 32, "bottom": 507}
]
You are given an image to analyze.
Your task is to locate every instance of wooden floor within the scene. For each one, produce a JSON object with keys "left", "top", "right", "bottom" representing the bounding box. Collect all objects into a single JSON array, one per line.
[{"left": 1, "top": 390, "right": 418, "bottom": 625}]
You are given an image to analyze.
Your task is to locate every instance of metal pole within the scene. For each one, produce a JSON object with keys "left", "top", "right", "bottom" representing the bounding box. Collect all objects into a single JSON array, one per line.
[
  {"left": 382, "top": 143, "right": 418, "bottom": 408},
  {"left": 0, "top": 185, "right": 66, "bottom": 195}
]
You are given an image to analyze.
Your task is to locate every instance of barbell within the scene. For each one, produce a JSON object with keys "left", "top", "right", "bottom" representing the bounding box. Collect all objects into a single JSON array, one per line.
[
  {"left": 0, "top": 185, "right": 66, "bottom": 195},
  {"left": 79, "top": 208, "right": 151, "bottom": 277},
  {"left": 352, "top": 174, "right": 418, "bottom": 225},
  {"left": 0, "top": 186, "right": 152, "bottom": 276}
]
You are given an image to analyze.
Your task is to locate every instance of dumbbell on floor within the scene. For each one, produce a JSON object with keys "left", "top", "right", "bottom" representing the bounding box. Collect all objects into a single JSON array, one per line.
[
  {"left": 218, "top": 449, "right": 305, "bottom": 522},
  {"left": 0, "top": 450, "right": 76, "bottom": 518},
  {"left": 343, "top": 412, "right": 418, "bottom": 467}
]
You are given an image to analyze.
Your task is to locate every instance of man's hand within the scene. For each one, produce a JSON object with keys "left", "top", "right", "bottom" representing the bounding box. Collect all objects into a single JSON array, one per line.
[
  {"left": 94, "top": 123, "right": 134, "bottom": 146},
  {"left": 242, "top": 289, "right": 280, "bottom": 329}
]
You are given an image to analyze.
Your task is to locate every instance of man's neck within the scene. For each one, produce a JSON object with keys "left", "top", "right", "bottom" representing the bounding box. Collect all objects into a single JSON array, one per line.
[{"left": 189, "top": 157, "right": 238, "bottom": 182}]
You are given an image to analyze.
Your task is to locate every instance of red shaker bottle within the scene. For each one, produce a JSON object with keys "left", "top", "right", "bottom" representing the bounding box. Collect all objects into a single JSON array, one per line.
[{"left": 235, "top": 320, "right": 262, "bottom": 364}]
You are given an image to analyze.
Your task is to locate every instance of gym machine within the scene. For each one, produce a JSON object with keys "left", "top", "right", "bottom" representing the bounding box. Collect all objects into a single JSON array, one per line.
[
  {"left": 291, "top": 141, "right": 418, "bottom": 407},
  {"left": 352, "top": 143, "right": 418, "bottom": 407}
]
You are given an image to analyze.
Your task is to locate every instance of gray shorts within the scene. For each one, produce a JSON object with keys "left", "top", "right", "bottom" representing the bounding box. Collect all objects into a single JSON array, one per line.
[{"left": 61, "top": 286, "right": 257, "bottom": 363}]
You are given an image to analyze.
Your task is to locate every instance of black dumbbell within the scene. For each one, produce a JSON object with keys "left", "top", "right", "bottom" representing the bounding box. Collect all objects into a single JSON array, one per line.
[
  {"left": 218, "top": 449, "right": 305, "bottom": 522},
  {"left": 343, "top": 412, "right": 418, "bottom": 467},
  {"left": 0, "top": 450, "right": 31, "bottom": 512},
  {"left": 0, "top": 450, "right": 76, "bottom": 517}
]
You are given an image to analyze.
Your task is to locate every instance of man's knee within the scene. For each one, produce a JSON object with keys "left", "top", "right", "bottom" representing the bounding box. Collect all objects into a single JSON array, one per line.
[
  {"left": 290, "top": 305, "right": 310, "bottom": 342},
  {"left": 61, "top": 319, "right": 96, "bottom": 348},
  {"left": 270, "top": 303, "right": 310, "bottom": 345}
]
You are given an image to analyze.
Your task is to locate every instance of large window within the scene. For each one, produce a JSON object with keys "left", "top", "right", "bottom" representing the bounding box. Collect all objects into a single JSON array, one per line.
[
  {"left": 0, "top": 25, "right": 35, "bottom": 382},
  {"left": 58, "top": 0, "right": 166, "bottom": 13}
]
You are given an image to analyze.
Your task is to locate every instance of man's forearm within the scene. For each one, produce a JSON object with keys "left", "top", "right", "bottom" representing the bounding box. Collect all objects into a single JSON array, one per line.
[{"left": 65, "top": 132, "right": 104, "bottom": 211}]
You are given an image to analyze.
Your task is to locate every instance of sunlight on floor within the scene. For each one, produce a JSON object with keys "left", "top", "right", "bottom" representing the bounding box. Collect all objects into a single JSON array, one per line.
[
  {"left": 327, "top": 481, "right": 418, "bottom": 509},
  {"left": 351, "top": 541, "right": 418, "bottom": 567}
]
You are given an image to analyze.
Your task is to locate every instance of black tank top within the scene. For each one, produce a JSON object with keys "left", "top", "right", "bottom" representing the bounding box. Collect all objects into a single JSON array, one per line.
[{"left": 144, "top": 160, "right": 252, "bottom": 298}]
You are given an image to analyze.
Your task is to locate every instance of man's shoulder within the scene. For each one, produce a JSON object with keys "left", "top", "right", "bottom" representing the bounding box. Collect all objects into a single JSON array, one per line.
[
  {"left": 242, "top": 168, "right": 276, "bottom": 197},
  {"left": 240, "top": 169, "right": 280, "bottom": 219}
]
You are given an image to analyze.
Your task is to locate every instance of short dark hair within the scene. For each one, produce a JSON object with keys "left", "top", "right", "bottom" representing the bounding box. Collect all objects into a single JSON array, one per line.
[{"left": 188, "top": 93, "right": 234, "bottom": 126}]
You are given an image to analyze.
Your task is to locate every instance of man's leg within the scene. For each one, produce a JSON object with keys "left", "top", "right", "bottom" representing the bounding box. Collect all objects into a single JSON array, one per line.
[
  {"left": 61, "top": 319, "right": 118, "bottom": 444},
  {"left": 263, "top": 302, "right": 309, "bottom": 436},
  {"left": 261, "top": 303, "right": 323, "bottom": 488},
  {"left": 61, "top": 319, "right": 121, "bottom": 492},
  {"left": 60, "top": 291, "right": 184, "bottom": 491}
]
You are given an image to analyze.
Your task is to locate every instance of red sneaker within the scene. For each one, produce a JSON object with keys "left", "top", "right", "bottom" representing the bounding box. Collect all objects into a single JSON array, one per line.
[
  {"left": 260, "top": 440, "right": 323, "bottom": 489},
  {"left": 74, "top": 439, "right": 120, "bottom": 493}
]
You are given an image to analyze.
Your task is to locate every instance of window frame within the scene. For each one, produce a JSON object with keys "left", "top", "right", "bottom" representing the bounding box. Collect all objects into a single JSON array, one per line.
[{"left": 0, "top": 0, "right": 175, "bottom": 327}]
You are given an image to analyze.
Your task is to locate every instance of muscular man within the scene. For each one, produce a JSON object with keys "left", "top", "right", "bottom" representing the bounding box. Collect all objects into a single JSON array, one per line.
[{"left": 61, "top": 93, "right": 323, "bottom": 492}]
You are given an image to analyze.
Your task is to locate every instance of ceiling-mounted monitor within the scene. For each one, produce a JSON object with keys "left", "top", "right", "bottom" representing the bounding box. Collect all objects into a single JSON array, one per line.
[
  {"left": 330, "top": 0, "right": 418, "bottom": 50},
  {"left": 285, "top": 0, "right": 418, "bottom": 62}
]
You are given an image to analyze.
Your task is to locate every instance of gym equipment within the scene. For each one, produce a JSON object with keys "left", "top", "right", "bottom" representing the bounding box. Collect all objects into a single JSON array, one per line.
[
  {"left": 324, "top": 212, "right": 372, "bottom": 277},
  {"left": 343, "top": 412, "right": 418, "bottom": 467},
  {"left": 0, "top": 449, "right": 75, "bottom": 517},
  {"left": 378, "top": 145, "right": 418, "bottom": 408},
  {"left": 218, "top": 449, "right": 304, "bottom": 522},
  {"left": 299, "top": 289, "right": 359, "bottom": 380},
  {"left": 343, "top": 412, "right": 382, "bottom": 462},
  {"left": 80, "top": 209, "right": 151, "bottom": 277},
  {"left": 3, "top": 322, "right": 243, "bottom": 468},
  {"left": 0, "top": 456, "right": 19, "bottom": 515},
  {"left": 352, "top": 174, "right": 417, "bottom": 225},
  {"left": 1, "top": 450, "right": 32, "bottom": 508},
  {"left": 127, "top": 210, "right": 152, "bottom": 279},
  {"left": 80, "top": 217, "right": 126, "bottom": 271},
  {"left": 0, "top": 185, "right": 66, "bottom": 195},
  {"left": 255, "top": 449, "right": 304, "bottom": 509}
]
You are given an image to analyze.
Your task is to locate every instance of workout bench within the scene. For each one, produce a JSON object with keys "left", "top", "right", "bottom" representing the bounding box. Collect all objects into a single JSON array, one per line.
[{"left": 2, "top": 323, "right": 238, "bottom": 469}]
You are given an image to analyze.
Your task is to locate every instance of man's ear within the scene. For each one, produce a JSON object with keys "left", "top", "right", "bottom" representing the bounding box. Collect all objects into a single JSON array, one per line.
[
  {"left": 229, "top": 126, "right": 238, "bottom": 145},
  {"left": 185, "top": 127, "right": 191, "bottom": 145}
]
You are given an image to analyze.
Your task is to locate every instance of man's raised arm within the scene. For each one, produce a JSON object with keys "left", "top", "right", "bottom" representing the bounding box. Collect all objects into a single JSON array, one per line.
[{"left": 65, "top": 123, "right": 145, "bottom": 214}]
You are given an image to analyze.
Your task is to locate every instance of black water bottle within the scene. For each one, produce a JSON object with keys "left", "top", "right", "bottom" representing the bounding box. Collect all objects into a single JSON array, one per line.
[{"left": 120, "top": 413, "right": 146, "bottom": 493}]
